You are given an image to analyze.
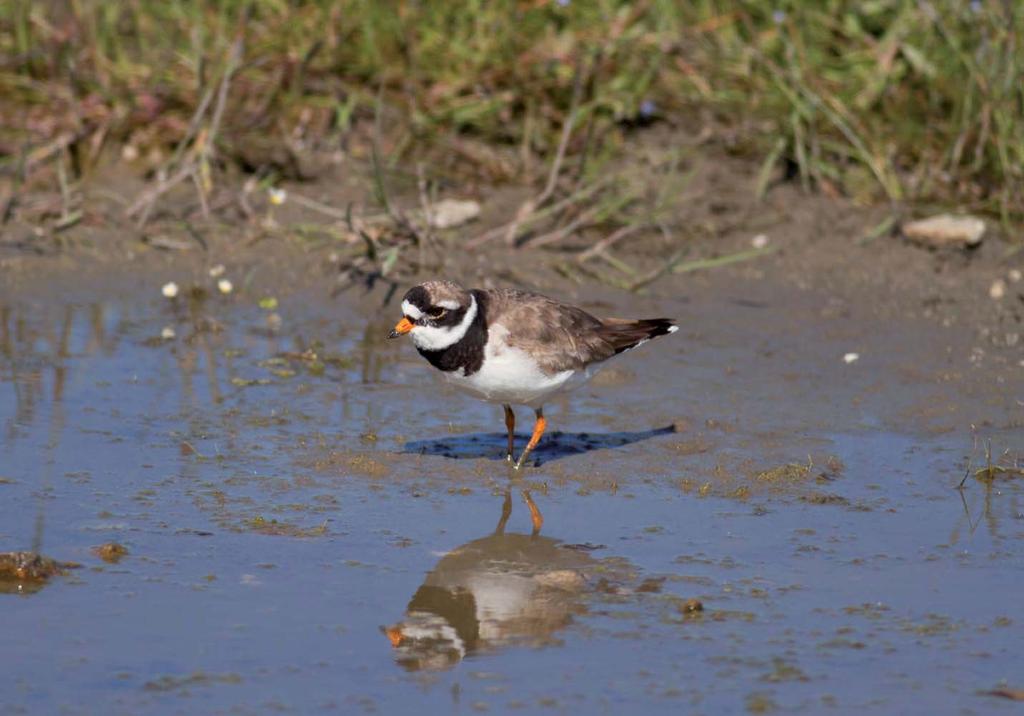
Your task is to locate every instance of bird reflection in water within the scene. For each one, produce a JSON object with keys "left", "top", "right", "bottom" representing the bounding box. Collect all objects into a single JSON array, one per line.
[{"left": 384, "top": 490, "right": 595, "bottom": 671}]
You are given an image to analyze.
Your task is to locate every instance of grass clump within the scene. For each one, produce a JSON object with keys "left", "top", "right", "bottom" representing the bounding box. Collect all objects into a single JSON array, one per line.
[{"left": 1, "top": 1, "right": 1022, "bottom": 226}]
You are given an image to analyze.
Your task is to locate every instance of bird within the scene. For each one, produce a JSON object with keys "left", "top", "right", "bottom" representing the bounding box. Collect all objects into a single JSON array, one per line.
[{"left": 388, "top": 280, "right": 677, "bottom": 472}]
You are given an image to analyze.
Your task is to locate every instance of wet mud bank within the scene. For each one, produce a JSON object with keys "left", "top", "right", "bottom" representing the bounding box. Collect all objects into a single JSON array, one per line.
[{"left": 1, "top": 258, "right": 1022, "bottom": 714}]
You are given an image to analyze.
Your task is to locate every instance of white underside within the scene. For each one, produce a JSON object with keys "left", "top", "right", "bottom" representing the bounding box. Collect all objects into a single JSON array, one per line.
[{"left": 442, "top": 324, "right": 599, "bottom": 408}]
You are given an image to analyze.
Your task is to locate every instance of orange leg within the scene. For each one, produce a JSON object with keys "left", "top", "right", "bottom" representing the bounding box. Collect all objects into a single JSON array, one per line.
[
  {"left": 494, "top": 489, "right": 512, "bottom": 535},
  {"left": 503, "top": 404, "right": 515, "bottom": 462},
  {"left": 513, "top": 407, "right": 546, "bottom": 470},
  {"left": 522, "top": 489, "right": 543, "bottom": 535}
]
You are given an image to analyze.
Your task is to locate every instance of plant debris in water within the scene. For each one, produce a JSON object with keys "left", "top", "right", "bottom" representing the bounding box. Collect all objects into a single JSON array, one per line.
[
  {"left": 242, "top": 516, "right": 328, "bottom": 538},
  {"left": 92, "top": 542, "right": 129, "bottom": 563},
  {"left": 0, "top": 551, "right": 79, "bottom": 594}
]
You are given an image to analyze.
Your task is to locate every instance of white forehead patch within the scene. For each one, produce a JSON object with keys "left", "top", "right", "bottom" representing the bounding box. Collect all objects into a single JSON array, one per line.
[{"left": 401, "top": 300, "right": 424, "bottom": 320}]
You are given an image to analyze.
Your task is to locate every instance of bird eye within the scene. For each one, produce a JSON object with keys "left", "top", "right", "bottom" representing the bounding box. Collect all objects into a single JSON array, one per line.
[{"left": 429, "top": 308, "right": 447, "bottom": 319}]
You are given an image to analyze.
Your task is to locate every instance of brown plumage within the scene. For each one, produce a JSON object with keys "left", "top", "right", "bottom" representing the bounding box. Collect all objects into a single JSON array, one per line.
[{"left": 484, "top": 288, "right": 674, "bottom": 373}]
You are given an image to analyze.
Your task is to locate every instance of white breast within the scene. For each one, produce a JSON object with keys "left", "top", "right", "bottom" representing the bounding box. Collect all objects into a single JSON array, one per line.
[{"left": 442, "top": 324, "right": 597, "bottom": 407}]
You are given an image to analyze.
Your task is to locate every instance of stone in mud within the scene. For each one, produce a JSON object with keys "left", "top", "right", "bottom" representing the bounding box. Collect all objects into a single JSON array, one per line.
[
  {"left": 427, "top": 199, "right": 481, "bottom": 229},
  {"left": 901, "top": 214, "right": 985, "bottom": 249}
]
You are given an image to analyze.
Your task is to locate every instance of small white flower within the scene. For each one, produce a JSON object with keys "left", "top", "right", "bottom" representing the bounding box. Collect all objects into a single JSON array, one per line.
[
  {"left": 161, "top": 326, "right": 176, "bottom": 340},
  {"left": 209, "top": 264, "right": 226, "bottom": 278},
  {"left": 751, "top": 234, "right": 769, "bottom": 249},
  {"left": 217, "top": 279, "right": 233, "bottom": 294},
  {"left": 161, "top": 281, "right": 179, "bottom": 299},
  {"left": 268, "top": 187, "right": 287, "bottom": 206},
  {"left": 843, "top": 352, "right": 859, "bottom": 364}
]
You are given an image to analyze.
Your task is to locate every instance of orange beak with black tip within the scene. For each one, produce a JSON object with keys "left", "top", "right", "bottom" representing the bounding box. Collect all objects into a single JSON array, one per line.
[{"left": 388, "top": 317, "right": 414, "bottom": 339}]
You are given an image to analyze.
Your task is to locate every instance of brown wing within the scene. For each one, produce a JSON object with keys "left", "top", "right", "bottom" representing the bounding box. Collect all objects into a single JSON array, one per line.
[{"left": 481, "top": 288, "right": 676, "bottom": 374}]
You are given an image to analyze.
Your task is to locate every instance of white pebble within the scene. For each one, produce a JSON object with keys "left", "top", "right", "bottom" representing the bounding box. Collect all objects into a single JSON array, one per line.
[
  {"left": 990, "top": 279, "right": 1007, "bottom": 300},
  {"left": 160, "top": 326, "right": 176, "bottom": 340},
  {"left": 427, "top": 199, "right": 482, "bottom": 229},
  {"left": 751, "top": 234, "right": 769, "bottom": 249},
  {"left": 209, "top": 264, "right": 226, "bottom": 278},
  {"left": 843, "top": 352, "right": 859, "bottom": 364},
  {"left": 217, "top": 279, "right": 233, "bottom": 294},
  {"left": 1009, "top": 269, "right": 1022, "bottom": 283},
  {"left": 161, "top": 281, "right": 179, "bottom": 299}
]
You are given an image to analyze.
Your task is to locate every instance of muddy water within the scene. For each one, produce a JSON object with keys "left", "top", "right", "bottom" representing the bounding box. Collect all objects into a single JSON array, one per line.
[{"left": 1, "top": 276, "right": 1022, "bottom": 715}]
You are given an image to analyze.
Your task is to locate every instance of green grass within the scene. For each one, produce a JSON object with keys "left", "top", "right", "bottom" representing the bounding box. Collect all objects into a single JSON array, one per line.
[{"left": 1, "top": 0, "right": 1022, "bottom": 225}]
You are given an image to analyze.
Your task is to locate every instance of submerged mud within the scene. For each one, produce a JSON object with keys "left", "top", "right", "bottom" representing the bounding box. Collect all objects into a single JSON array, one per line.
[{"left": 1, "top": 270, "right": 1022, "bottom": 714}]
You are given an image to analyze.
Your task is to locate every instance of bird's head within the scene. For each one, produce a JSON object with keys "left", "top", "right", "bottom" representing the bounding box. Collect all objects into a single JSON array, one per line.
[
  {"left": 388, "top": 281, "right": 476, "bottom": 351},
  {"left": 381, "top": 614, "right": 466, "bottom": 671}
]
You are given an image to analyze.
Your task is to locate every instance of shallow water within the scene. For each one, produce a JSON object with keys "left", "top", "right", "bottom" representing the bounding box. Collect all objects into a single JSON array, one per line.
[{"left": 1, "top": 280, "right": 1022, "bottom": 715}]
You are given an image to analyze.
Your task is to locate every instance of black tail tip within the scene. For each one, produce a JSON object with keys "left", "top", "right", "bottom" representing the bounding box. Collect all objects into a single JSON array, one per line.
[{"left": 645, "top": 318, "right": 678, "bottom": 338}]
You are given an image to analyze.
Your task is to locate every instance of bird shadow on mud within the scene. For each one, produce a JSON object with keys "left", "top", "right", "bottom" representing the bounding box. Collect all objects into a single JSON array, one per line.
[{"left": 402, "top": 425, "right": 677, "bottom": 466}]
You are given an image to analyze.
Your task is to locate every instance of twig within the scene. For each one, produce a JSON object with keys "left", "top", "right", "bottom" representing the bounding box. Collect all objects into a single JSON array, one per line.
[
  {"left": 466, "top": 176, "right": 610, "bottom": 249},
  {"left": 625, "top": 248, "right": 687, "bottom": 292},
  {"left": 166, "top": 81, "right": 218, "bottom": 172},
  {"left": 21, "top": 131, "right": 83, "bottom": 177},
  {"left": 524, "top": 203, "right": 603, "bottom": 248},
  {"left": 191, "top": 167, "right": 210, "bottom": 219},
  {"left": 289, "top": 192, "right": 350, "bottom": 221},
  {"left": 206, "top": 35, "right": 243, "bottom": 152},
  {"left": 127, "top": 163, "right": 193, "bottom": 224},
  {"left": 671, "top": 245, "right": 778, "bottom": 275},
  {"left": 126, "top": 34, "right": 243, "bottom": 227},
  {"left": 576, "top": 224, "right": 645, "bottom": 262},
  {"left": 56, "top": 149, "right": 73, "bottom": 222},
  {"left": 468, "top": 64, "right": 586, "bottom": 250},
  {"left": 369, "top": 90, "right": 425, "bottom": 248},
  {"left": 536, "top": 65, "right": 585, "bottom": 207},
  {"left": 415, "top": 161, "right": 438, "bottom": 265},
  {"left": 594, "top": 249, "right": 638, "bottom": 277}
]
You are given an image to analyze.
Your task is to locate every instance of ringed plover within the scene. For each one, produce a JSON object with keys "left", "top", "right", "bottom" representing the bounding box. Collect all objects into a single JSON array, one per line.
[{"left": 389, "top": 280, "right": 677, "bottom": 470}]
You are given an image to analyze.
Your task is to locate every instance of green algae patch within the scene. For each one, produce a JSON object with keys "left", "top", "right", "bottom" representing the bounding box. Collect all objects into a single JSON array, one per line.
[
  {"left": 242, "top": 515, "right": 328, "bottom": 538},
  {"left": 756, "top": 461, "right": 813, "bottom": 484},
  {"left": 92, "top": 542, "right": 129, "bottom": 563},
  {"left": 143, "top": 671, "right": 243, "bottom": 692}
]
